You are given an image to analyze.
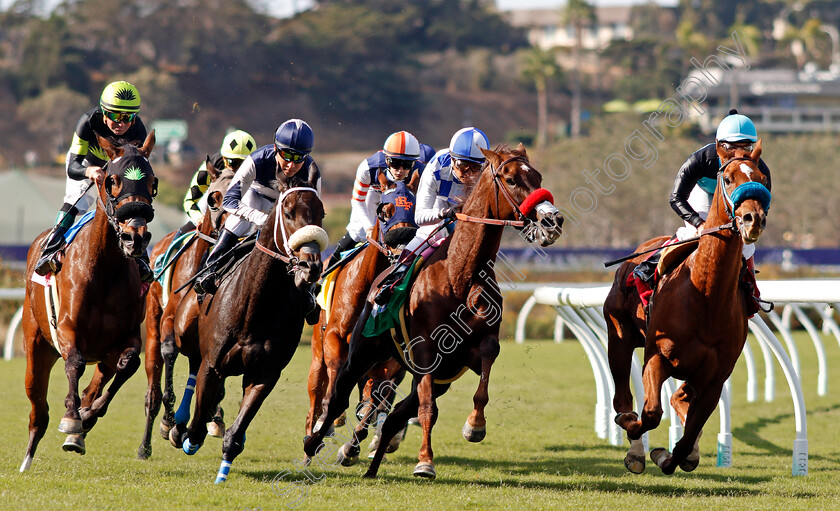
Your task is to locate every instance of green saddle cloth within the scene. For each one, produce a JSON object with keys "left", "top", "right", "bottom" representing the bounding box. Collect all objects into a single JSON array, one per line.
[
  {"left": 363, "top": 256, "right": 422, "bottom": 338},
  {"left": 153, "top": 231, "right": 196, "bottom": 281}
]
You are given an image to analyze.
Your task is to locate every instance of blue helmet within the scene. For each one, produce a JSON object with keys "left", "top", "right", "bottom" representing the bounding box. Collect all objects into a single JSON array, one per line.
[
  {"left": 274, "top": 119, "right": 314, "bottom": 154},
  {"left": 418, "top": 143, "right": 436, "bottom": 164},
  {"left": 449, "top": 127, "right": 489, "bottom": 163},
  {"left": 716, "top": 113, "right": 757, "bottom": 143}
]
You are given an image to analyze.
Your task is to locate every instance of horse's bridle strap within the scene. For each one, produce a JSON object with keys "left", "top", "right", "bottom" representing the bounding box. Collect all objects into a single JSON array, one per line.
[
  {"left": 366, "top": 236, "right": 390, "bottom": 255},
  {"left": 255, "top": 240, "right": 294, "bottom": 264},
  {"left": 455, "top": 212, "right": 525, "bottom": 227}
]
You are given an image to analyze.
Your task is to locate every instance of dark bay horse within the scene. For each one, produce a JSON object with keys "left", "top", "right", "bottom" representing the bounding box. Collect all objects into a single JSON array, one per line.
[
  {"left": 303, "top": 144, "right": 564, "bottom": 479},
  {"left": 137, "top": 163, "right": 233, "bottom": 459},
  {"left": 306, "top": 179, "right": 417, "bottom": 465},
  {"left": 604, "top": 140, "right": 770, "bottom": 474},
  {"left": 20, "top": 132, "right": 157, "bottom": 471},
  {"left": 170, "top": 185, "right": 327, "bottom": 483}
]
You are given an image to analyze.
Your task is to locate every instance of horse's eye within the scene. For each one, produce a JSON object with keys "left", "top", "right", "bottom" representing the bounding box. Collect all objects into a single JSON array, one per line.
[
  {"left": 505, "top": 178, "right": 516, "bottom": 186},
  {"left": 284, "top": 210, "right": 292, "bottom": 220},
  {"left": 723, "top": 176, "right": 731, "bottom": 186}
]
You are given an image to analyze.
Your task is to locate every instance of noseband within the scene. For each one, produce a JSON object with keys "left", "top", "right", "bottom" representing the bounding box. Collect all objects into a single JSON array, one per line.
[{"left": 717, "top": 156, "right": 772, "bottom": 222}]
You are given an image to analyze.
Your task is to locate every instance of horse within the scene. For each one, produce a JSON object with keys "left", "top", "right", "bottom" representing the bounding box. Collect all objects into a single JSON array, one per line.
[
  {"left": 306, "top": 179, "right": 418, "bottom": 465},
  {"left": 303, "top": 144, "right": 564, "bottom": 479},
  {"left": 603, "top": 140, "right": 770, "bottom": 474},
  {"left": 137, "top": 161, "right": 234, "bottom": 459},
  {"left": 20, "top": 132, "right": 157, "bottom": 471},
  {"left": 168, "top": 184, "right": 328, "bottom": 483}
]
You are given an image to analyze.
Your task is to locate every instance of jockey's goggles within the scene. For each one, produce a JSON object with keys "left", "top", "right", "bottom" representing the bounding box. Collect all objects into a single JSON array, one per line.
[
  {"left": 223, "top": 156, "right": 245, "bottom": 170},
  {"left": 453, "top": 158, "right": 483, "bottom": 174},
  {"left": 101, "top": 108, "right": 137, "bottom": 124},
  {"left": 720, "top": 141, "right": 754, "bottom": 152},
  {"left": 386, "top": 157, "right": 414, "bottom": 170},
  {"left": 277, "top": 147, "right": 306, "bottom": 163}
]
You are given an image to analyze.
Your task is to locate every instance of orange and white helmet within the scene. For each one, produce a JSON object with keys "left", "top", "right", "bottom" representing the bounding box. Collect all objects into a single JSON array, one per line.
[{"left": 382, "top": 131, "right": 420, "bottom": 160}]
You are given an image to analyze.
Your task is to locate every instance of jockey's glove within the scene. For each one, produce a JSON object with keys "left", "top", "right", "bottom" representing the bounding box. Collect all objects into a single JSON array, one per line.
[
  {"left": 439, "top": 206, "right": 459, "bottom": 220},
  {"left": 236, "top": 206, "right": 268, "bottom": 226}
]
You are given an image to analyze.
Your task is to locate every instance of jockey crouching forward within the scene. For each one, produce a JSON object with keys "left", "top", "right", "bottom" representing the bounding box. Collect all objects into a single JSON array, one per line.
[
  {"left": 633, "top": 109, "right": 771, "bottom": 314},
  {"left": 35, "top": 80, "right": 154, "bottom": 282},
  {"left": 373, "top": 127, "right": 490, "bottom": 305},
  {"left": 192, "top": 119, "right": 321, "bottom": 299},
  {"left": 326, "top": 131, "right": 429, "bottom": 270}
]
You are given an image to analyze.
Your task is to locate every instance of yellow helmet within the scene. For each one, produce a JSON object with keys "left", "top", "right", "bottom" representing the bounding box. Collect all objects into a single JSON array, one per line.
[
  {"left": 220, "top": 130, "right": 257, "bottom": 159},
  {"left": 100, "top": 81, "right": 141, "bottom": 113}
]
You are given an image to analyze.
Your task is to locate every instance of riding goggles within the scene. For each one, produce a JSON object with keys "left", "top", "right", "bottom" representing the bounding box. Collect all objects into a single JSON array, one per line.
[
  {"left": 101, "top": 108, "right": 137, "bottom": 124},
  {"left": 453, "top": 158, "right": 483, "bottom": 174},
  {"left": 720, "top": 141, "right": 754, "bottom": 152},
  {"left": 277, "top": 147, "right": 306, "bottom": 163},
  {"left": 223, "top": 156, "right": 245, "bottom": 169},
  {"left": 386, "top": 157, "right": 414, "bottom": 171}
]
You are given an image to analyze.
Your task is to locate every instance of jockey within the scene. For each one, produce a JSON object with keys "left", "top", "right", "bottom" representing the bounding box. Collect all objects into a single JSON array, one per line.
[
  {"left": 174, "top": 129, "right": 257, "bottom": 239},
  {"left": 325, "top": 131, "right": 423, "bottom": 270},
  {"left": 193, "top": 119, "right": 321, "bottom": 296},
  {"left": 373, "top": 127, "right": 489, "bottom": 305},
  {"left": 34, "top": 80, "right": 153, "bottom": 281},
  {"left": 633, "top": 109, "right": 771, "bottom": 310}
]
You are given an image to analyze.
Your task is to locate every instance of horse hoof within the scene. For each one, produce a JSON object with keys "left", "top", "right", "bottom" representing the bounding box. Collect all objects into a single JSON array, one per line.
[
  {"left": 207, "top": 419, "right": 225, "bottom": 439},
  {"left": 169, "top": 425, "right": 185, "bottom": 449},
  {"left": 159, "top": 420, "right": 173, "bottom": 439},
  {"left": 413, "top": 462, "right": 436, "bottom": 479},
  {"left": 19, "top": 455, "right": 33, "bottom": 473},
  {"left": 462, "top": 421, "right": 486, "bottom": 443},
  {"left": 58, "top": 418, "right": 83, "bottom": 435},
  {"left": 183, "top": 437, "right": 203, "bottom": 456},
  {"left": 337, "top": 444, "right": 359, "bottom": 467},
  {"left": 385, "top": 428, "right": 405, "bottom": 454},
  {"left": 137, "top": 445, "right": 152, "bottom": 460},
  {"left": 650, "top": 447, "right": 676, "bottom": 474},
  {"left": 679, "top": 455, "right": 700, "bottom": 472},
  {"left": 333, "top": 412, "right": 347, "bottom": 427},
  {"left": 62, "top": 434, "right": 86, "bottom": 455},
  {"left": 624, "top": 452, "right": 646, "bottom": 474},
  {"left": 407, "top": 417, "right": 420, "bottom": 427},
  {"left": 368, "top": 434, "right": 381, "bottom": 453}
]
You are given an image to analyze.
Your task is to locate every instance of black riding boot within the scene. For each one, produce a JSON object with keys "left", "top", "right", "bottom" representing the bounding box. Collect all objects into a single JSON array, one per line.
[
  {"left": 193, "top": 229, "right": 239, "bottom": 295},
  {"left": 373, "top": 263, "right": 409, "bottom": 306},
  {"left": 632, "top": 251, "right": 662, "bottom": 285},
  {"left": 137, "top": 252, "right": 154, "bottom": 283},
  {"left": 304, "top": 284, "right": 321, "bottom": 326},
  {"left": 325, "top": 232, "right": 357, "bottom": 271},
  {"left": 35, "top": 207, "right": 77, "bottom": 276},
  {"left": 173, "top": 220, "right": 196, "bottom": 241}
]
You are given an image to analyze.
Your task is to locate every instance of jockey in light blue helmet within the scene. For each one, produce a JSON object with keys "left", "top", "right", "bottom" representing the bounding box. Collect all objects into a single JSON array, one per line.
[{"left": 716, "top": 113, "right": 757, "bottom": 143}]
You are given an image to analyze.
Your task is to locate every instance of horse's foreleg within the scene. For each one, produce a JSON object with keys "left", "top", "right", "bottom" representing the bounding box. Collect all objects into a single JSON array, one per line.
[
  {"left": 207, "top": 382, "right": 226, "bottom": 438},
  {"left": 618, "top": 353, "right": 671, "bottom": 440},
  {"left": 215, "top": 375, "right": 280, "bottom": 483},
  {"left": 606, "top": 312, "right": 639, "bottom": 417},
  {"left": 21, "top": 332, "right": 59, "bottom": 471},
  {"left": 364, "top": 379, "right": 420, "bottom": 479},
  {"left": 79, "top": 364, "right": 115, "bottom": 432},
  {"left": 182, "top": 359, "right": 221, "bottom": 455},
  {"left": 464, "top": 335, "right": 499, "bottom": 443},
  {"left": 85, "top": 342, "right": 141, "bottom": 423},
  {"left": 654, "top": 380, "right": 722, "bottom": 475},
  {"left": 305, "top": 327, "right": 327, "bottom": 438},
  {"left": 670, "top": 383, "right": 701, "bottom": 471},
  {"left": 139, "top": 290, "right": 164, "bottom": 459},
  {"left": 413, "top": 373, "right": 439, "bottom": 479},
  {"left": 59, "top": 347, "right": 86, "bottom": 436},
  {"left": 160, "top": 331, "right": 180, "bottom": 433}
]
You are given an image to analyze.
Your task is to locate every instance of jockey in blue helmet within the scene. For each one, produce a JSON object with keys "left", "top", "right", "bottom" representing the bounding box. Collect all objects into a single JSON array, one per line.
[
  {"left": 632, "top": 109, "right": 771, "bottom": 314},
  {"left": 373, "top": 127, "right": 489, "bottom": 305},
  {"left": 193, "top": 119, "right": 321, "bottom": 296}
]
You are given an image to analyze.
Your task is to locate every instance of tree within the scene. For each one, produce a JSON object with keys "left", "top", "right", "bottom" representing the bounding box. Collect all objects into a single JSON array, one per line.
[
  {"left": 521, "top": 47, "right": 561, "bottom": 147},
  {"left": 17, "top": 86, "right": 89, "bottom": 157},
  {"left": 563, "top": 0, "right": 595, "bottom": 138}
]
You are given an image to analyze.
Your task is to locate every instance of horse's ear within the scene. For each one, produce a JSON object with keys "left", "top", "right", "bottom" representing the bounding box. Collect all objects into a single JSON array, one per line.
[
  {"left": 138, "top": 130, "right": 156, "bottom": 158},
  {"left": 751, "top": 139, "right": 762, "bottom": 161},
  {"left": 480, "top": 147, "right": 499, "bottom": 166},
  {"left": 207, "top": 190, "right": 223, "bottom": 209},
  {"left": 206, "top": 155, "right": 221, "bottom": 181},
  {"left": 514, "top": 142, "right": 527, "bottom": 155},
  {"left": 96, "top": 133, "right": 122, "bottom": 160}
]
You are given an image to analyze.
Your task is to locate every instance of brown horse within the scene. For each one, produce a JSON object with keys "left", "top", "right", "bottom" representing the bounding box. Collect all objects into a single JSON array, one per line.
[
  {"left": 306, "top": 179, "right": 417, "bottom": 465},
  {"left": 604, "top": 140, "right": 770, "bottom": 474},
  {"left": 169, "top": 185, "right": 327, "bottom": 483},
  {"left": 20, "top": 132, "right": 157, "bottom": 471},
  {"left": 303, "top": 144, "right": 564, "bottom": 479},
  {"left": 137, "top": 162, "right": 233, "bottom": 459}
]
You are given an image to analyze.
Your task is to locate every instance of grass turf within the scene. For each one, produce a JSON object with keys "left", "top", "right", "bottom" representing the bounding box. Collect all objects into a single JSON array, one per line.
[{"left": 1, "top": 332, "right": 839, "bottom": 510}]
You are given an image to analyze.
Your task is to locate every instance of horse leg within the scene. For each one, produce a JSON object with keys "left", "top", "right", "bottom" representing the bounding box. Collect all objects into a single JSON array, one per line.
[
  {"left": 463, "top": 335, "right": 499, "bottom": 443},
  {"left": 364, "top": 380, "right": 420, "bottom": 479},
  {"left": 207, "top": 382, "right": 226, "bottom": 438},
  {"left": 616, "top": 353, "right": 671, "bottom": 440},
  {"left": 168, "top": 356, "right": 199, "bottom": 448},
  {"left": 79, "top": 363, "right": 115, "bottom": 432},
  {"left": 670, "top": 382, "right": 702, "bottom": 472},
  {"left": 181, "top": 359, "right": 222, "bottom": 455},
  {"left": 652, "top": 381, "right": 721, "bottom": 475},
  {"left": 58, "top": 346, "right": 86, "bottom": 454},
  {"left": 305, "top": 325, "right": 327, "bottom": 439},
  {"left": 82, "top": 343, "right": 141, "bottom": 425},
  {"left": 314, "top": 332, "right": 345, "bottom": 437},
  {"left": 139, "top": 290, "right": 164, "bottom": 459},
  {"left": 159, "top": 331, "right": 180, "bottom": 436},
  {"left": 606, "top": 312, "right": 646, "bottom": 473},
  {"left": 413, "top": 373, "right": 439, "bottom": 479},
  {"left": 21, "top": 333, "right": 59, "bottom": 471}
]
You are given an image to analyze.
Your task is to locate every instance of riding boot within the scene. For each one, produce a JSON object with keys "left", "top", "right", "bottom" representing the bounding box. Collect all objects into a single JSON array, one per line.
[
  {"left": 193, "top": 229, "right": 239, "bottom": 295},
  {"left": 173, "top": 220, "right": 196, "bottom": 241},
  {"left": 34, "top": 210, "right": 76, "bottom": 276},
  {"left": 632, "top": 250, "right": 662, "bottom": 286},
  {"left": 304, "top": 283, "right": 321, "bottom": 326},
  {"left": 136, "top": 252, "right": 154, "bottom": 283},
  {"left": 373, "top": 262, "right": 409, "bottom": 306},
  {"left": 326, "top": 232, "right": 357, "bottom": 271}
]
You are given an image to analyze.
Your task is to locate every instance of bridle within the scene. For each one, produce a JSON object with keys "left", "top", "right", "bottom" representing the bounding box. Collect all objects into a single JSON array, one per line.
[
  {"left": 96, "top": 168, "right": 154, "bottom": 252},
  {"left": 455, "top": 156, "right": 528, "bottom": 228},
  {"left": 254, "top": 186, "right": 320, "bottom": 272},
  {"left": 716, "top": 156, "right": 772, "bottom": 224}
]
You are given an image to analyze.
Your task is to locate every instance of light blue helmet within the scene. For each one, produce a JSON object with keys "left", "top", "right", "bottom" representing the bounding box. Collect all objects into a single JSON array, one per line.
[
  {"left": 449, "top": 127, "right": 489, "bottom": 163},
  {"left": 716, "top": 112, "right": 757, "bottom": 143}
]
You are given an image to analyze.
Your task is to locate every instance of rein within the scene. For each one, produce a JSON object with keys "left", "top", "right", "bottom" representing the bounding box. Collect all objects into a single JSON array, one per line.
[
  {"left": 604, "top": 221, "right": 736, "bottom": 267},
  {"left": 253, "top": 186, "right": 320, "bottom": 271},
  {"left": 455, "top": 156, "right": 529, "bottom": 228}
]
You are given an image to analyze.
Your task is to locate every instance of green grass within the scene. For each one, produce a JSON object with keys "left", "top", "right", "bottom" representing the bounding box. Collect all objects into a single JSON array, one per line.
[{"left": 1, "top": 332, "right": 839, "bottom": 510}]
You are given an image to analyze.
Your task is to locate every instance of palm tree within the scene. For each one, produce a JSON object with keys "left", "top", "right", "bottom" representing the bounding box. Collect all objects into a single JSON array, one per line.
[
  {"left": 563, "top": 0, "right": 596, "bottom": 138},
  {"left": 522, "top": 46, "right": 561, "bottom": 147}
]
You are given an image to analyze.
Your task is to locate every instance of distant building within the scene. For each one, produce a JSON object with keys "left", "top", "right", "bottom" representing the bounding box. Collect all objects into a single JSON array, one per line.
[
  {"left": 684, "top": 66, "right": 840, "bottom": 133},
  {"left": 505, "top": 6, "right": 633, "bottom": 50}
]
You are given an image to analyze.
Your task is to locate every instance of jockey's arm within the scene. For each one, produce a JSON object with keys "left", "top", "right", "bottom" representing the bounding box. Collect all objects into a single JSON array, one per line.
[
  {"left": 350, "top": 160, "right": 375, "bottom": 231},
  {"left": 413, "top": 165, "right": 443, "bottom": 226},
  {"left": 222, "top": 155, "right": 260, "bottom": 220},
  {"left": 183, "top": 160, "right": 213, "bottom": 225},
  {"left": 669, "top": 151, "right": 706, "bottom": 228},
  {"left": 66, "top": 130, "right": 96, "bottom": 181}
]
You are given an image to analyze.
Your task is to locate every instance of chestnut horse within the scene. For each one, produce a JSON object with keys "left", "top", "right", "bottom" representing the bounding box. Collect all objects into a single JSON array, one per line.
[
  {"left": 20, "top": 132, "right": 157, "bottom": 471},
  {"left": 604, "top": 141, "right": 770, "bottom": 474},
  {"left": 303, "top": 144, "right": 564, "bottom": 479},
  {"left": 137, "top": 162, "right": 233, "bottom": 459},
  {"left": 169, "top": 185, "right": 327, "bottom": 483},
  {"left": 306, "top": 179, "right": 417, "bottom": 465}
]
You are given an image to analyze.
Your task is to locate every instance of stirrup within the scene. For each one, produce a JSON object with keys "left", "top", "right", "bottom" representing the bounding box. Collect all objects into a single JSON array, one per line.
[
  {"left": 34, "top": 253, "right": 61, "bottom": 276},
  {"left": 193, "top": 272, "right": 217, "bottom": 295}
]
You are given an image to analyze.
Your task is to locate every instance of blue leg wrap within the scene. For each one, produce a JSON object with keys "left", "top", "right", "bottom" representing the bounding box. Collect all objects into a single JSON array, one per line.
[
  {"left": 183, "top": 436, "right": 202, "bottom": 455},
  {"left": 214, "top": 460, "right": 232, "bottom": 484},
  {"left": 174, "top": 373, "right": 197, "bottom": 425}
]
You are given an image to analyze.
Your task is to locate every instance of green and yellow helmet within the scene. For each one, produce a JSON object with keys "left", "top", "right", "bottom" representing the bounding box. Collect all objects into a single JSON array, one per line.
[
  {"left": 220, "top": 130, "right": 257, "bottom": 159},
  {"left": 100, "top": 81, "right": 141, "bottom": 113}
]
